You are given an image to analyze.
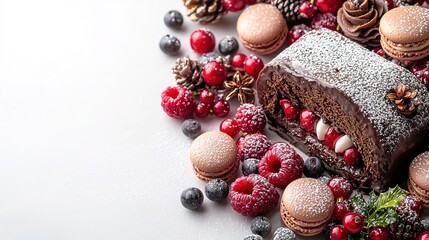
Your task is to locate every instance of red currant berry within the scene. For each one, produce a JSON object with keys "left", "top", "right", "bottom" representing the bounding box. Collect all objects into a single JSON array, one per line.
[
  {"left": 203, "top": 61, "right": 227, "bottom": 86},
  {"left": 344, "top": 147, "right": 361, "bottom": 167},
  {"left": 199, "top": 89, "right": 215, "bottom": 104},
  {"left": 311, "top": 13, "right": 338, "bottom": 31},
  {"left": 195, "top": 102, "right": 211, "bottom": 118},
  {"left": 315, "top": 0, "right": 342, "bottom": 14},
  {"left": 299, "top": 1, "right": 315, "bottom": 18},
  {"left": 400, "top": 195, "right": 424, "bottom": 217},
  {"left": 324, "top": 127, "right": 343, "bottom": 150},
  {"left": 231, "top": 53, "right": 247, "bottom": 68},
  {"left": 333, "top": 200, "right": 353, "bottom": 220},
  {"left": 279, "top": 99, "right": 302, "bottom": 121},
  {"left": 417, "top": 231, "right": 429, "bottom": 240},
  {"left": 330, "top": 225, "right": 348, "bottom": 240},
  {"left": 373, "top": 47, "right": 385, "bottom": 58},
  {"left": 328, "top": 177, "right": 353, "bottom": 200},
  {"left": 212, "top": 99, "right": 230, "bottom": 117},
  {"left": 243, "top": 55, "right": 264, "bottom": 79},
  {"left": 369, "top": 228, "right": 389, "bottom": 240},
  {"left": 190, "top": 29, "right": 215, "bottom": 55},
  {"left": 220, "top": 118, "right": 239, "bottom": 138},
  {"left": 342, "top": 212, "right": 365, "bottom": 234},
  {"left": 410, "top": 59, "right": 429, "bottom": 90},
  {"left": 385, "top": 0, "right": 395, "bottom": 10},
  {"left": 222, "top": 0, "right": 246, "bottom": 12},
  {"left": 286, "top": 24, "right": 312, "bottom": 46},
  {"left": 299, "top": 109, "right": 319, "bottom": 133}
]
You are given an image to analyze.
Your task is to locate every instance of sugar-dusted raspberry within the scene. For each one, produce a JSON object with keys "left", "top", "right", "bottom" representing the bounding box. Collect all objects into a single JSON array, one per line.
[
  {"left": 234, "top": 103, "right": 267, "bottom": 134},
  {"left": 311, "top": 13, "right": 337, "bottom": 31},
  {"left": 258, "top": 142, "right": 304, "bottom": 188},
  {"left": 161, "top": 86, "right": 196, "bottom": 119},
  {"left": 229, "top": 174, "right": 279, "bottom": 216},
  {"left": 237, "top": 133, "right": 272, "bottom": 162}
]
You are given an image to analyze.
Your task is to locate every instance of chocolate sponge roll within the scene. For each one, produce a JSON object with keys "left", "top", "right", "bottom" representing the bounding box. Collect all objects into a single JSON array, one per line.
[{"left": 257, "top": 29, "right": 429, "bottom": 192}]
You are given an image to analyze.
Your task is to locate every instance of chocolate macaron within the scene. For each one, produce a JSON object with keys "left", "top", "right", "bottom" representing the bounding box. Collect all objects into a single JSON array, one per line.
[
  {"left": 379, "top": 6, "right": 429, "bottom": 61},
  {"left": 237, "top": 3, "right": 288, "bottom": 55},
  {"left": 190, "top": 131, "right": 238, "bottom": 183},
  {"left": 280, "top": 178, "right": 334, "bottom": 236},
  {"left": 408, "top": 151, "right": 429, "bottom": 207}
]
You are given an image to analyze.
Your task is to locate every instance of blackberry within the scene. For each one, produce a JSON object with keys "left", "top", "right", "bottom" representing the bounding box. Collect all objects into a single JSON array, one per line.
[
  {"left": 204, "top": 178, "right": 229, "bottom": 202},
  {"left": 389, "top": 206, "right": 425, "bottom": 240},
  {"left": 251, "top": 216, "right": 271, "bottom": 237}
]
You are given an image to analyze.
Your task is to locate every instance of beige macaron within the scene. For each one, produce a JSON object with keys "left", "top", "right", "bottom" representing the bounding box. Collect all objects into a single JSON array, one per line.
[
  {"left": 280, "top": 178, "right": 334, "bottom": 236},
  {"left": 408, "top": 151, "right": 429, "bottom": 207},
  {"left": 237, "top": 3, "right": 288, "bottom": 55},
  {"left": 189, "top": 131, "right": 238, "bottom": 183},
  {"left": 379, "top": 6, "right": 429, "bottom": 61}
]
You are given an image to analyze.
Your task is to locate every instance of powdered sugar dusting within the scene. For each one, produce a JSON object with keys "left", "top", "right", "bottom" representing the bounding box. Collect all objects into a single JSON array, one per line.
[
  {"left": 283, "top": 178, "right": 334, "bottom": 220},
  {"left": 392, "top": 6, "right": 429, "bottom": 40},
  {"left": 269, "top": 29, "right": 429, "bottom": 158},
  {"left": 410, "top": 151, "right": 429, "bottom": 182}
]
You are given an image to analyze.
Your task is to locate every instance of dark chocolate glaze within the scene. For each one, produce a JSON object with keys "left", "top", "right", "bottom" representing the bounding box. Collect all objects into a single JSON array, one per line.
[{"left": 257, "top": 29, "right": 429, "bottom": 192}]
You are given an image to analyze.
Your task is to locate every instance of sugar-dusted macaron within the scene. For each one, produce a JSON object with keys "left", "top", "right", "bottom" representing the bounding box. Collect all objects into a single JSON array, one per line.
[
  {"left": 408, "top": 151, "right": 429, "bottom": 207},
  {"left": 280, "top": 178, "right": 334, "bottom": 236},
  {"left": 237, "top": 3, "right": 288, "bottom": 55},
  {"left": 379, "top": 6, "right": 429, "bottom": 61},
  {"left": 190, "top": 131, "right": 238, "bottom": 183}
]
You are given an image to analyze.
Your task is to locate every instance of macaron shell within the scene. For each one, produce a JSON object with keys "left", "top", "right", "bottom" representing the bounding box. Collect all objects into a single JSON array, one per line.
[
  {"left": 282, "top": 178, "right": 334, "bottom": 223},
  {"left": 193, "top": 160, "right": 239, "bottom": 183},
  {"left": 409, "top": 151, "right": 429, "bottom": 191},
  {"left": 280, "top": 202, "right": 326, "bottom": 236},
  {"left": 379, "top": 6, "right": 429, "bottom": 43},
  {"left": 190, "top": 131, "right": 237, "bottom": 173},
  {"left": 237, "top": 3, "right": 287, "bottom": 45},
  {"left": 408, "top": 179, "right": 429, "bottom": 207},
  {"left": 381, "top": 35, "right": 429, "bottom": 61},
  {"left": 241, "top": 27, "right": 287, "bottom": 55}
]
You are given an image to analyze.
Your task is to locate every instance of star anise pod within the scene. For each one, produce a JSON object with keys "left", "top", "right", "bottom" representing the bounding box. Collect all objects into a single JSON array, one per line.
[
  {"left": 224, "top": 71, "right": 256, "bottom": 104},
  {"left": 387, "top": 84, "right": 421, "bottom": 117}
]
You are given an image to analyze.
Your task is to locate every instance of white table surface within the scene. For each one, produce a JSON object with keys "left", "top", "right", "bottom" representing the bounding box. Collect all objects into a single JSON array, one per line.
[{"left": 0, "top": 1, "right": 427, "bottom": 240}]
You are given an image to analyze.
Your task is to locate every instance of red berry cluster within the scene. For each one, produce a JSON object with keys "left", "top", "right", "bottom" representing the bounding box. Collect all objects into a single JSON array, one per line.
[
  {"left": 286, "top": 12, "right": 337, "bottom": 45},
  {"left": 231, "top": 53, "right": 265, "bottom": 79},
  {"left": 196, "top": 89, "right": 231, "bottom": 118}
]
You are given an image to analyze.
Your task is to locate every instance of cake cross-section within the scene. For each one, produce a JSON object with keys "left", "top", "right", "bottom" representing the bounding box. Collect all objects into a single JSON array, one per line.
[{"left": 257, "top": 29, "right": 429, "bottom": 192}]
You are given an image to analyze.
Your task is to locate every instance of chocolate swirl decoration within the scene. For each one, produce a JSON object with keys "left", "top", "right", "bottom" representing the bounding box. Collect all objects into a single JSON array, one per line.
[{"left": 337, "top": 0, "right": 387, "bottom": 48}]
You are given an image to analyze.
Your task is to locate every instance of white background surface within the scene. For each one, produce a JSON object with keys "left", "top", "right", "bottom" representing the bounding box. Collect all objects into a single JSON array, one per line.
[{"left": 0, "top": 1, "right": 427, "bottom": 240}]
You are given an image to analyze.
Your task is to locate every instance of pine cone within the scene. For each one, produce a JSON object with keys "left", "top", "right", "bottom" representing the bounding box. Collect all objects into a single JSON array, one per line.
[
  {"left": 389, "top": 206, "right": 424, "bottom": 239},
  {"left": 337, "top": 0, "right": 387, "bottom": 47},
  {"left": 387, "top": 84, "right": 421, "bottom": 117},
  {"left": 172, "top": 56, "right": 205, "bottom": 92},
  {"left": 271, "top": 0, "right": 305, "bottom": 24},
  {"left": 183, "top": 0, "right": 227, "bottom": 24}
]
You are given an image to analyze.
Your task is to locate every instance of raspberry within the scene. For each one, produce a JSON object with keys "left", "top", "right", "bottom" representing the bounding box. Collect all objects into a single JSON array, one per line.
[
  {"left": 235, "top": 103, "right": 267, "bottom": 134},
  {"left": 258, "top": 143, "right": 304, "bottom": 188},
  {"left": 286, "top": 24, "right": 312, "bottom": 46},
  {"left": 237, "top": 133, "right": 272, "bottom": 161},
  {"left": 229, "top": 174, "right": 279, "bottom": 216},
  {"left": 311, "top": 13, "right": 337, "bottom": 31},
  {"left": 161, "top": 86, "right": 196, "bottom": 119}
]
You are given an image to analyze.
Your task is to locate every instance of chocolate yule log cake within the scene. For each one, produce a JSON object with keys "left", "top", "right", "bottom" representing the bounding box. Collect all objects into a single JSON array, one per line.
[{"left": 257, "top": 29, "right": 429, "bottom": 192}]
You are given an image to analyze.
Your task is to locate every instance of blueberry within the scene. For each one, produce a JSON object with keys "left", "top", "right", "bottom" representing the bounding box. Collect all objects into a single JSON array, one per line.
[
  {"left": 251, "top": 216, "right": 271, "bottom": 237},
  {"left": 159, "top": 34, "right": 180, "bottom": 55},
  {"left": 218, "top": 36, "right": 239, "bottom": 56},
  {"left": 423, "top": 219, "right": 429, "bottom": 230},
  {"left": 303, "top": 156, "right": 325, "bottom": 178},
  {"left": 243, "top": 234, "right": 263, "bottom": 240},
  {"left": 242, "top": 158, "right": 260, "bottom": 176},
  {"left": 273, "top": 227, "right": 296, "bottom": 240},
  {"left": 181, "top": 119, "right": 201, "bottom": 139},
  {"left": 204, "top": 178, "right": 229, "bottom": 202},
  {"left": 180, "top": 187, "right": 203, "bottom": 210},
  {"left": 164, "top": 10, "right": 183, "bottom": 29},
  {"left": 199, "top": 52, "right": 220, "bottom": 65}
]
